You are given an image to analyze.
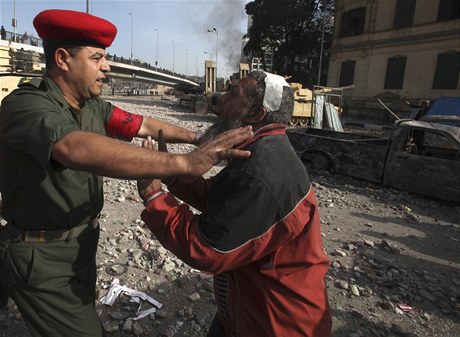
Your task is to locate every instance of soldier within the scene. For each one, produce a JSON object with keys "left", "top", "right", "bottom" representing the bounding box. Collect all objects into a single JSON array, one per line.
[{"left": 0, "top": 9, "right": 251, "bottom": 337}]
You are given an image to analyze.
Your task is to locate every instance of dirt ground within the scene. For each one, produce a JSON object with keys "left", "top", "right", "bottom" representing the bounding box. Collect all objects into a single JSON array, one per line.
[{"left": 1, "top": 96, "right": 459, "bottom": 337}]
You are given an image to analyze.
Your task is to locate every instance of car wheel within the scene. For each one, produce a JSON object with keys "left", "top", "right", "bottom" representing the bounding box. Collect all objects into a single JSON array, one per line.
[{"left": 311, "top": 153, "right": 329, "bottom": 170}]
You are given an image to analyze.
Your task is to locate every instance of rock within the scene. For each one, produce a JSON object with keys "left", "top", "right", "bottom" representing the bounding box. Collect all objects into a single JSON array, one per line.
[
  {"left": 122, "top": 319, "right": 133, "bottom": 333},
  {"left": 188, "top": 293, "right": 201, "bottom": 302},
  {"left": 363, "top": 239, "right": 375, "bottom": 247},
  {"left": 156, "top": 309, "right": 168, "bottom": 319},
  {"left": 333, "top": 248, "right": 347, "bottom": 257},
  {"left": 132, "top": 321, "right": 144, "bottom": 336},
  {"left": 334, "top": 280, "right": 349, "bottom": 290},
  {"left": 162, "top": 261, "right": 176, "bottom": 272},
  {"left": 104, "top": 320, "right": 119, "bottom": 333},
  {"left": 161, "top": 326, "right": 176, "bottom": 337},
  {"left": 350, "top": 284, "right": 360, "bottom": 296},
  {"left": 418, "top": 289, "right": 436, "bottom": 302},
  {"left": 109, "top": 311, "right": 125, "bottom": 320},
  {"left": 377, "top": 301, "right": 393, "bottom": 310},
  {"left": 382, "top": 240, "right": 401, "bottom": 254}
]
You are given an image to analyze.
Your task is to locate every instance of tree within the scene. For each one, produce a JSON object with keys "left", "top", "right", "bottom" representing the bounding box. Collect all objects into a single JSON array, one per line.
[{"left": 244, "top": 0, "right": 335, "bottom": 87}]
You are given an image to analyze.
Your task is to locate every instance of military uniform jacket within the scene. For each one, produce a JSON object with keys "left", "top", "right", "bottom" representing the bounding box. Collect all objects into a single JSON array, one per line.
[
  {"left": 141, "top": 124, "right": 332, "bottom": 337},
  {"left": 0, "top": 76, "right": 113, "bottom": 229}
]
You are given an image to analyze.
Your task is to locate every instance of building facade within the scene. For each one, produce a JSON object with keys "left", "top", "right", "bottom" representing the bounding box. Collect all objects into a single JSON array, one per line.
[{"left": 327, "top": 0, "right": 460, "bottom": 121}]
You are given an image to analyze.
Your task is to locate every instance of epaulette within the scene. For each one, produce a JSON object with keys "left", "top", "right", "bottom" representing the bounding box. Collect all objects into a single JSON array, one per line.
[{"left": 18, "top": 77, "right": 43, "bottom": 88}]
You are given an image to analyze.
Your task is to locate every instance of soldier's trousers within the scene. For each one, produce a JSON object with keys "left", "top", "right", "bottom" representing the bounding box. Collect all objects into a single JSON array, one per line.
[{"left": 0, "top": 222, "right": 105, "bottom": 337}]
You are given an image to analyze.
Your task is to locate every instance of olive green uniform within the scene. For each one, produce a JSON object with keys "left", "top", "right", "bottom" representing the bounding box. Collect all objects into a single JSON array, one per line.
[{"left": 0, "top": 76, "right": 113, "bottom": 337}]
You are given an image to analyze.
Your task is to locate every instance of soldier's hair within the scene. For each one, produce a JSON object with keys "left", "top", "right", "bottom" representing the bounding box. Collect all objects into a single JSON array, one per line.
[
  {"left": 245, "top": 70, "right": 294, "bottom": 125},
  {"left": 43, "top": 42, "right": 83, "bottom": 70}
]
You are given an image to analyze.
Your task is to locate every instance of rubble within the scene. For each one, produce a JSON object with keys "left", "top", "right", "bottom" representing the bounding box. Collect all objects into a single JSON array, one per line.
[{"left": 0, "top": 96, "right": 458, "bottom": 337}]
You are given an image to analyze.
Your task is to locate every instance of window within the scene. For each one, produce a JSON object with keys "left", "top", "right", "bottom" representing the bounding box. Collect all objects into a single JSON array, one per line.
[
  {"left": 438, "top": 0, "right": 460, "bottom": 21},
  {"left": 424, "top": 131, "right": 460, "bottom": 151},
  {"left": 394, "top": 0, "right": 416, "bottom": 28},
  {"left": 339, "top": 60, "right": 355, "bottom": 86},
  {"left": 384, "top": 56, "right": 407, "bottom": 89},
  {"left": 340, "top": 7, "right": 366, "bottom": 37},
  {"left": 403, "top": 129, "right": 460, "bottom": 159},
  {"left": 432, "top": 52, "right": 460, "bottom": 89}
]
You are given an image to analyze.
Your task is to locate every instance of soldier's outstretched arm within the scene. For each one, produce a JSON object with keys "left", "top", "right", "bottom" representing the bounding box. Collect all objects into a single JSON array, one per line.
[{"left": 51, "top": 126, "right": 252, "bottom": 179}]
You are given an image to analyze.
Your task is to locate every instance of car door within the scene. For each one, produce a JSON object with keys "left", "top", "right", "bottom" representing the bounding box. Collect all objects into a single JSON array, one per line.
[{"left": 383, "top": 127, "right": 460, "bottom": 204}]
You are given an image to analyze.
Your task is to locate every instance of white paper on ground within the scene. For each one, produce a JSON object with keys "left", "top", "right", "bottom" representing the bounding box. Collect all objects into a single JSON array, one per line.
[{"left": 100, "top": 278, "right": 163, "bottom": 320}]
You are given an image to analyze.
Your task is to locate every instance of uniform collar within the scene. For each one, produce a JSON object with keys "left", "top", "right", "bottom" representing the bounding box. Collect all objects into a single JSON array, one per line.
[
  {"left": 40, "top": 75, "right": 72, "bottom": 109},
  {"left": 235, "top": 123, "right": 286, "bottom": 150},
  {"left": 42, "top": 75, "right": 87, "bottom": 110}
]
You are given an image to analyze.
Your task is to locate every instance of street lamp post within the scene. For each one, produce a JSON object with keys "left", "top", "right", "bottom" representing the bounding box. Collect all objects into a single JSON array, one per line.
[
  {"left": 207, "top": 27, "right": 218, "bottom": 64},
  {"left": 154, "top": 28, "right": 159, "bottom": 71},
  {"left": 204, "top": 51, "right": 213, "bottom": 61},
  {"left": 129, "top": 13, "right": 133, "bottom": 64},
  {"left": 185, "top": 48, "right": 188, "bottom": 77},
  {"left": 171, "top": 40, "right": 175, "bottom": 75},
  {"left": 12, "top": 0, "right": 17, "bottom": 42},
  {"left": 317, "top": 0, "right": 328, "bottom": 85},
  {"left": 195, "top": 56, "right": 198, "bottom": 78},
  {"left": 207, "top": 27, "right": 218, "bottom": 78}
]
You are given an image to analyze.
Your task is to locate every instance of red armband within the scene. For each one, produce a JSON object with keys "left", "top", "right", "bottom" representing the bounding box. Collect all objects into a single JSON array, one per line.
[{"left": 106, "top": 106, "right": 143, "bottom": 141}]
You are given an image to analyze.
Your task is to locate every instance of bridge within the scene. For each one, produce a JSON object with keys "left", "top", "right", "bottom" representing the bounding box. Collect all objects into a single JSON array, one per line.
[
  {"left": 106, "top": 59, "right": 199, "bottom": 88},
  {"left": 0, "top": 31, "right": 200, "bottom": 89}
]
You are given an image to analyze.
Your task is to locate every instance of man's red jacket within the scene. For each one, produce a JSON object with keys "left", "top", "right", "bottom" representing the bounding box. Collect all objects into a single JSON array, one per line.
[{"left": 142, "top": 125, "right": 332, "bottom": 337}]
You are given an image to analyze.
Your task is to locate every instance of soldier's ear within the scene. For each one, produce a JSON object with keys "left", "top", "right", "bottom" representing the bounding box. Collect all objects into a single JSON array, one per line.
[{"left": 55, "top": 48, "right": 71, "bottom": 70}]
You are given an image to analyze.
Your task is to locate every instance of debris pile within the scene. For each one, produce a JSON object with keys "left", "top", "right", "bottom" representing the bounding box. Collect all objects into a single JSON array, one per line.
[{"left": 1, "top": 96, "right": 458, "bottom": 337}]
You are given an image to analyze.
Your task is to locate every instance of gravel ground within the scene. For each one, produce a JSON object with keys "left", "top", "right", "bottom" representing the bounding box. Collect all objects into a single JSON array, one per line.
[{"left": 1, "top": 95, "right": 459, "bottom": 337}]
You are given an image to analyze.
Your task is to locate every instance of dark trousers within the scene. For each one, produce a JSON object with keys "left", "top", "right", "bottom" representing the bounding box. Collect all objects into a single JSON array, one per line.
[
  {"left": 207, "top": 313, "right": 226, "bottom": 337},
  {"left": 0, "top": 223, "right": 105, "bottom": 337},
  {"left": 0, "top": 279, "right": 8, "bottom": 307}
]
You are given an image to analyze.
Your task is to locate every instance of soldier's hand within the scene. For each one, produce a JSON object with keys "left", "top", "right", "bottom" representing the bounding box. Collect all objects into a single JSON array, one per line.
[
  {"left": 157, "top": 129, "right": 168, "bottom": 153},
  {"left": 137, "top": 136, "right": 162, "bottom": 202},
  {"left": 157, "top": 129, "right": 178, "bottom": 186},
  {"left": 183, "top": 126, "right": 252, "bottom": 176}
]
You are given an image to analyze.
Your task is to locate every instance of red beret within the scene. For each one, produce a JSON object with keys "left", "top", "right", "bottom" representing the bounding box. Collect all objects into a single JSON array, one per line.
[{"left": 33, "top": 9, "right": 117, "bottom": 48}]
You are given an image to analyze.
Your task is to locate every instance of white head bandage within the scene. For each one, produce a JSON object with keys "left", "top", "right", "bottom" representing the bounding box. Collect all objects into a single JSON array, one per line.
[{"left": 263, "top": 72, "right": 290, "bottom": 112}]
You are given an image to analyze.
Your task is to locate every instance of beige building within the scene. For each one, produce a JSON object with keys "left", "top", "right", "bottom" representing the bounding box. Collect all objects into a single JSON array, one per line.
[{"left": 327, "top": 0, "right": 460, "bottom": 122}]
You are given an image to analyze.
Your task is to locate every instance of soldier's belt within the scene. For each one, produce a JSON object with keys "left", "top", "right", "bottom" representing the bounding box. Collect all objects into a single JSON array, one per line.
[{"left": 6, "top": 218, "right": 99, "bottom": 243}]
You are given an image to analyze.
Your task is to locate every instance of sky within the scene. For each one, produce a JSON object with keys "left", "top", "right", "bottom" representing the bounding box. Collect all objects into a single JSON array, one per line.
[{"left": 0, "top": 0, "right": 251, "bottom": 78}]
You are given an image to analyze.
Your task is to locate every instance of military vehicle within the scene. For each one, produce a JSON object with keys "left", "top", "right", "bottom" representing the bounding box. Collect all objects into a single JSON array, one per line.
[
  {"left": 289, "top": 84, "right": 344, "bottom": 130},
  {"left": 177, "top": 62, "right": 250, "bottom": 116},
  {"left": 1, "top": 41, "right": 44, "bottom": 103}
]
